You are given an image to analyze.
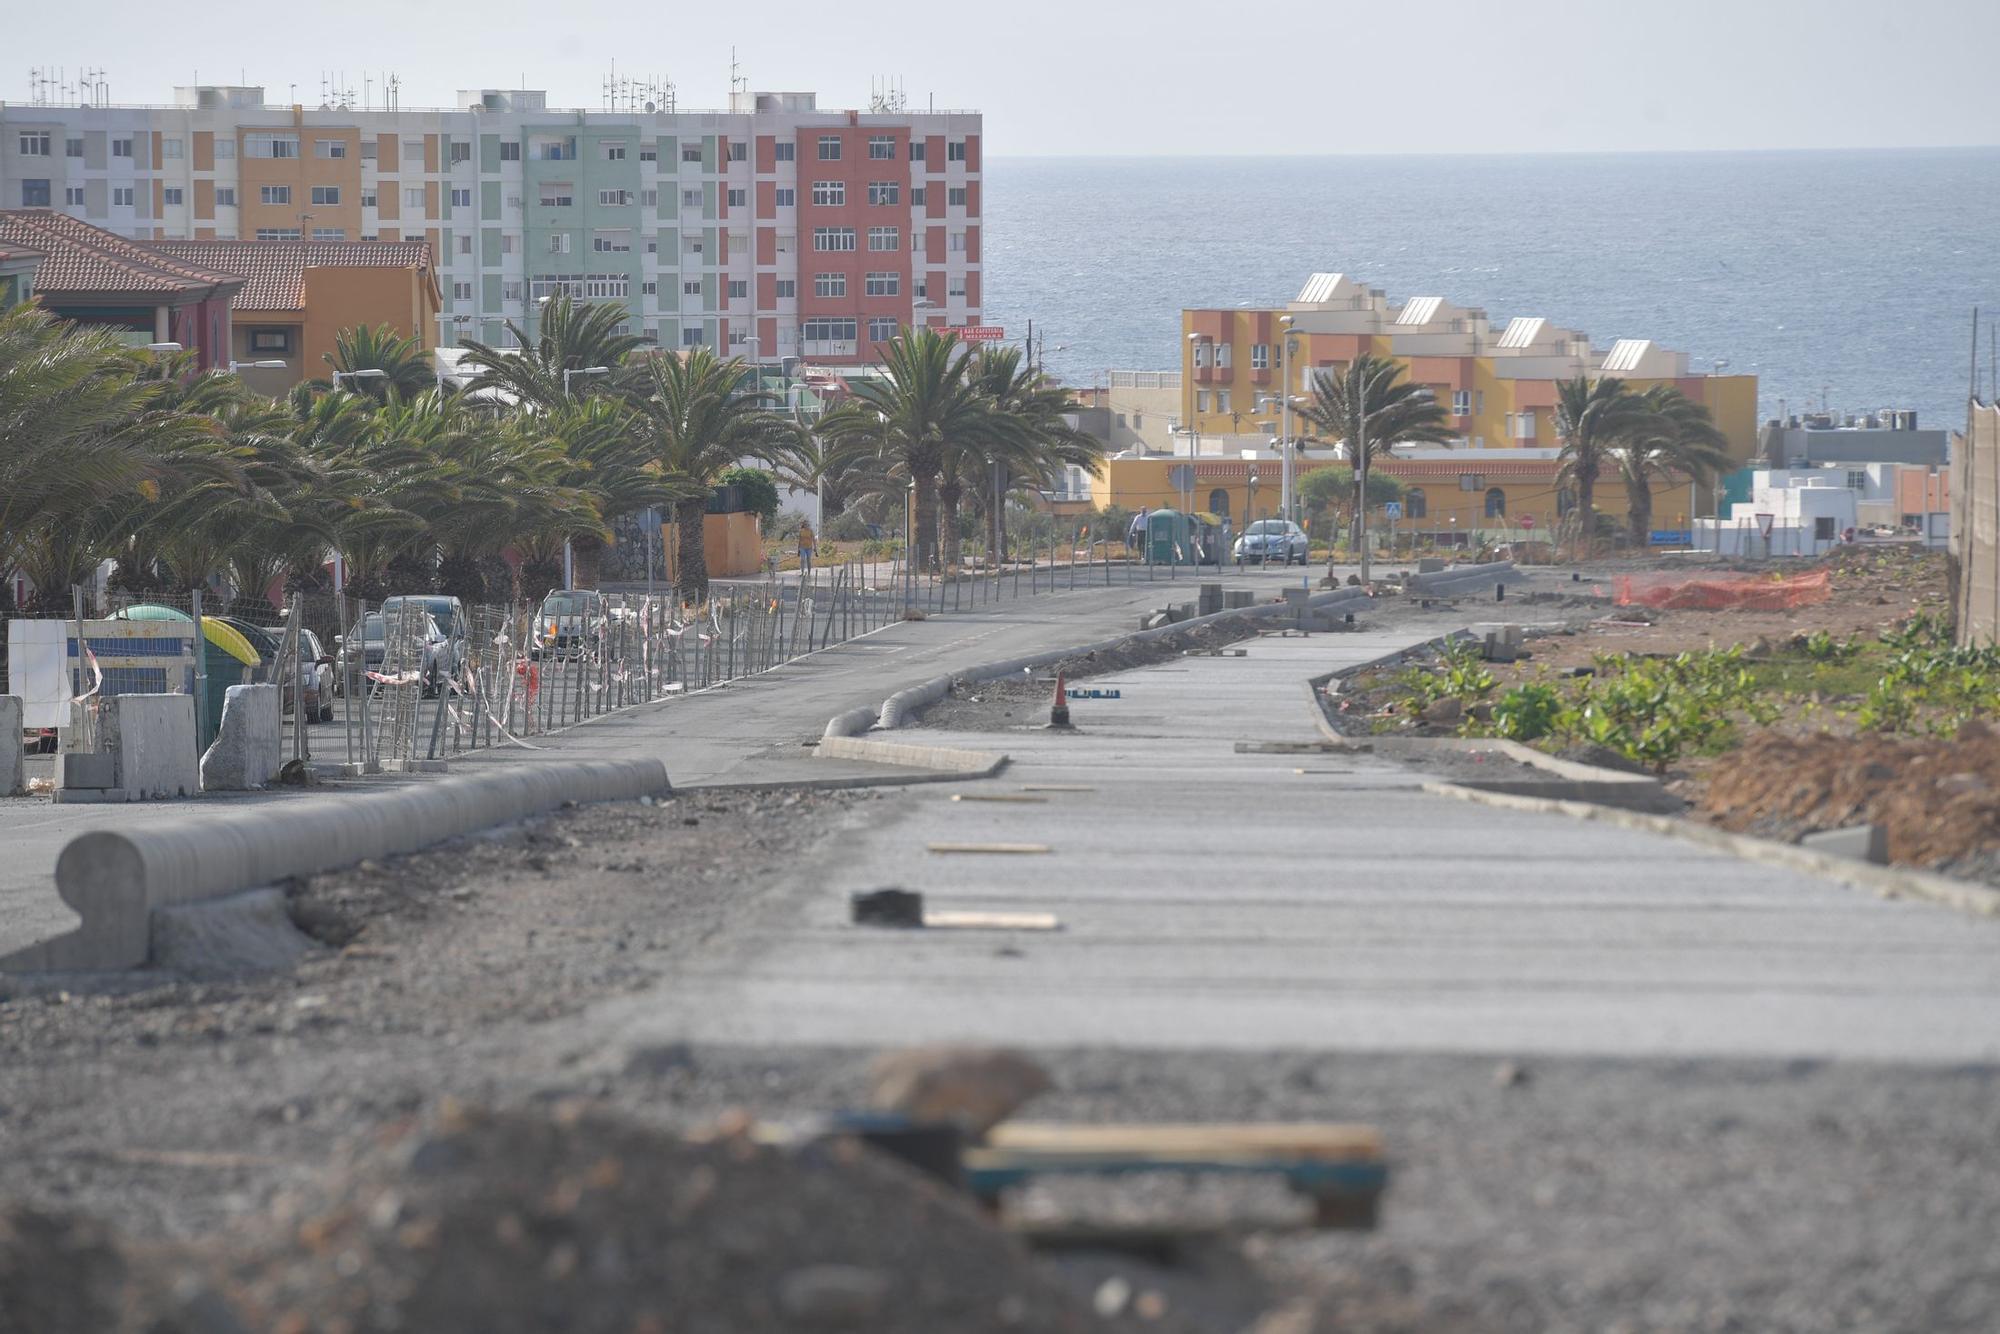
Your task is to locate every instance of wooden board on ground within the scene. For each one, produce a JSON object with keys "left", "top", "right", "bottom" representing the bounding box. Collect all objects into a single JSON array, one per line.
[
  {"left": 986, "top": 1122, "right": 1382, "bottom": 1161},
  {"left": 923, "top": 910, "right": 1061, "bottom": 931},
  {"left": 926, "top": 842, "right": 1051, "bottom": 855}
]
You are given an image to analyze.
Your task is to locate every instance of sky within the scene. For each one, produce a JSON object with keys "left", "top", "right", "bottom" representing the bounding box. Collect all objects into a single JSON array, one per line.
[{"left": 6, "top": 0, "right": 1998, "bottom": 156}]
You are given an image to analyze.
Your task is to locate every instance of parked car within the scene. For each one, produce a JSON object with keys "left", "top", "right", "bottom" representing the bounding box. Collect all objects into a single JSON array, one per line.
[
  {"left": 381, "top": 594, "right": 468, "bottom": 683},
  {"left": 1234, "top": 519, "right": 1310, "bottom": 565},
  {"left": 533, "top": 590, "right": 605, "bottom": 660},
  {"left": 337, "top": 612, "right": 451, "bottom": 696},
  {"left": 256, "top": 624, "right": 337, "bottom": 721}
]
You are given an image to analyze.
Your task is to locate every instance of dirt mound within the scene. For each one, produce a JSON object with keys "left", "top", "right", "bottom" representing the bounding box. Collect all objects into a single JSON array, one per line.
[{"left": 1697, "top": 724, "right": 2000, "bottom": 866}]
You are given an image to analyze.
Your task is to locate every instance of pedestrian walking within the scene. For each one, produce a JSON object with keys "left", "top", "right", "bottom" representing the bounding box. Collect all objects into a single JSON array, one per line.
[{"left": 798, "top": 520, "right": 817, "bottom": 574}]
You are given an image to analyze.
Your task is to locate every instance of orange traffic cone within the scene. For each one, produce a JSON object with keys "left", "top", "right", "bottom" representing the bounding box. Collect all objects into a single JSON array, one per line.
[{"left": 1049, "top": 670, "right": 1072, "bottom": 729}]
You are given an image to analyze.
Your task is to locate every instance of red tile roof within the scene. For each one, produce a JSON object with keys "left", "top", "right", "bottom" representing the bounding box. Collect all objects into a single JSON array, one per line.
[
  {"left": 0, "top": 210, "right": 242, "bottom": 299},
  {"left": 154, "top": 238, "right": 434, "bottom": 312}
]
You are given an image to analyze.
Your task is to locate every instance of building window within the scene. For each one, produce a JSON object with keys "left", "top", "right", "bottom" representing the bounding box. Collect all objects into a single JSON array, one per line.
[
  {"left": 681, "top": 188, "right": 702, "bottom": 206},
  {"left": 63, "top": 185, "right": 84, "bottom": 205},
  {"left": 909, "top": 141, "right": 926, "bottom": 161},
  {"left": 1191, "top": 343, "right": 1209, "bottom": 369},
  {"left": 361, "top": 189, "right": 378, "bottom": 208},
  {"left": 310, "top": 186, "right": 340, "bottom": 205},
  {"left": 1405, "top": 488, "right": 1427, "bottom": 518},
  {"left": 868, "top": 226, "right": 899, "bottom": 251},
  {"left": 500, "top": 141, "right": 521, "bottom": 161},
  {"left": 639, "top": 188, "right": 658, "bottom": 207},
  {"left": 813, "top": 227, "right": 856, "bottom": 251},
  {"left": 868, "top": 316, "right": 898, "bottom": 342},
  {"left": 457, "top": 234, "right": 472, "bottom": 255},
  {"left": 1847, "top": 468, "right": 1869, "bottom": 491},
  {"left": 681, "top": 143, "right": 704, "bottom": 163},
  {"left": 1484, "top": 487, "right": 1507, "bottom": 518},
  {"left": 681, "top": 327, "right": 704, "bottom": 348},
  {"left": 65, "top": 137, "right": 82, "bottom": 157},
  {"left": 215, "top": 187, "right": 237, "bottom": 207},
  {"left": 1250, "top": 343, "right": 1269, "bottom": 370},
  {"left": 1216, "top": 389, "right": 1231, "bottom": 413},
  {"left": 949, "top": 231, "right": 967, "bottom": 252},
  {"left": 803, "top": 317, "right": 857, "bottom": 342},
  {"left": 592, "top": 230, "right": 632, "bottom": 252},
  {"left": 682, "top": 280, "right": 702, "bottom": 296},
  {"left": 451, "top": 187, "right": 472, "bottom": 207},
  {"left": 727, "top": 279, "right": 747, "bottom": 300},
  {"left": 865, "top": 271, "right": 899, "bottom": 296},
  {"left": 602, "top": 140, "right": 626, "bottom": 161},
  {"left": 313, "top": 227, "right": 346, "bottom": 241},
  {"left": 775, "top": 233, "right": 795, "bottom": 254},
  {"left": 948, "top": 275, "right": 966, "bottom": 298},
  {"left": 539, "top": 182, "right": 573, "bottom": 207},
  {"left": 1451, "top": 389, "right": 1471, "bottom": 416},
  {"left": 111, "top": 137, "right": 134, "bottom": 158},
  {"left": 20, "top": 179, "right": 50, "bottom": 207},
  {"left": 811, "top": 180, "right": 845, "bottom": 206},
  {"left": 817, "top": 135, "right": 842, "bottom": 160},
  {"left": 160, "top": 137, "right": 183, "bottom": 159},
  {"left": 245, "top": 132, "right": 296, "bottom": 159},
  {"left": 726, "top": 187, "right": 746, "bottom": 207},
  {"left": 314, "top": 139, "right": 346, "bottom": 159},
  {"left": 503, "top": 280, "right": 524, "bottom": 301},
  {"left": 261, "top": 185, "right": 292, "bottom": 205},
  {"left": 910, "top": 187, "right": 926, "bottom": 205},
  {"left": 947, "top": 140, "right": 967, "bottom": 162},
  {"left": 18, "top": 132, "right": 50, "bottom": 156},
  {"left": 774, "top": 141, "right": 795, "bottom": 162},
  {"left": 449, "top": 141, "right": 472, "bottom": 164},
  {"left": 774, "top": 187, "right": 795, "bottom": 208},
  {"left": 253, "top": 228, "right": 300, "bottom": 240},
  {"left": 452, "top": 281, "right": 473, "bottom": 301},
  {"left": 728, "top": 141, "right": 747, "bottom": 161},
  {"left": 814, "top": 272, "right": 847, "bottom": 297},
  {"left": 1474, "top": 390, "right": 1485, "bottom": 415},
  {"left": 1195, "top": 390, "right": 1211, "bottom": 412},
  {"left": 360, "top": 140, "right": 378, "bottom": 161},
  {"left": 641, "top": 280, "right": 657, "bottom": 296},
  {"left": 501, "top": 233, "right": 516, "bottom": 254},
  {"left": 248, "top": 328, "right": 292, "bottom": 352},
  {"left": 775, "top": 278, "right": 796, "bottom": 299},
  {"left": 405, "top": 187, "right": 426, "bottom": 209},
  {"left": 867, "top": 181, "right": 900, "bottom": 206},
  {"left": 598, "top": 189, "right": 630, "bottom": 206},
  {"left": 163, "top": 187, "right": 185, "bottom": 206},
  {"left": 532, "top": 137, "right": 574, "bottom": 161},
  {"left": 947, "top": 187, "right": 967, "bottom": 207},
  {"left": 528, "top": 275, "right": 583, "bottom": 299},
  {"left": 638, "top": 143, "right": 656, "bottom": 162},
  {"left": 548, "top": 233, "right": 572, "bottom": 254}
]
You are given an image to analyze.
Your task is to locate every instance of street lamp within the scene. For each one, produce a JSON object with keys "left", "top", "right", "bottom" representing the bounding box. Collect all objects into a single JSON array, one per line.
[
  {"left": 331, "top": 368, "right": 387, "bottom": 391},
  {"left": 229, "top": 359, "right": 287, "bottom": 374},
  {"left": 145, "top": 341, "right": 183, "bottom": 354},
  {"left": 1186, "top": 333, "right": 1207, "bottom": 456},
  {"left": 559, "top": 366, "right": 612, "bottom": 590},
  {"left": 1279, "top": 315, "right": 1298, "bottom": 525},
  {"left": 563, "top": 365, "right": 610, "bottom": 396}
]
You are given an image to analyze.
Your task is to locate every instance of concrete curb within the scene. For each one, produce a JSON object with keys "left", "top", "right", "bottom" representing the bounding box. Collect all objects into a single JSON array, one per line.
[
  {"left": 815, "top": 735, "right": 1007, "bottom": 777},
  {"left": 1422, "top": 780, "right": 2000, "bottom": 919},
  {"left": 1408, "top": 560, "right": 1517, "bottom": 596},
  {"left": 1, "top": 758, "right": 671, "bottom": 974}
]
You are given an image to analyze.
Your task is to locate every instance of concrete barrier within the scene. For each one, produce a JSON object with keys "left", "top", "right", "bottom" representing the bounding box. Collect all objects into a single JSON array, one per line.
[
  {"left": 816, "top": 735, "right": 1005, "bottom": 776},
  {"left": 1, "top": 696, "right": 23, "bottom": 795},
  {"left": 1408, "top": 560, "right": 1516, "bottom": 597},
  {"left": 57, "top": 693, "right": 199, "bottom": 803},
  {"left": 200, "top": 683, "right": 281, "bottom": 791},
  {"left": 2, "top": 757, "right": 670, "bottom": 973}
]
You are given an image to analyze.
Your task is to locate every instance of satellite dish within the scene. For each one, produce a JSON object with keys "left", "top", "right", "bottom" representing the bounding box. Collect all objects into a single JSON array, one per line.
[{"left": 645, "top": 101, "right": 656, "bottom": 113}]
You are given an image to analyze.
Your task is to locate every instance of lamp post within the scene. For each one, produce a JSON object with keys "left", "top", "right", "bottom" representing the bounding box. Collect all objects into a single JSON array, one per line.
[
  {"left": 560, "top": 366, "right": 612, "bottom": 590},
  {"left": 1356, "top": 367, "right": 1373, "bottom": 587},
  {"left": 229, "top": 359, "right": 287, "bottom": 375},
  {"left": 1279, "top": 314, "right": 1297, "bottom": 525},
  {"left": 145, "top": 341, "right": 183, "bottom": 354},
  {"left": 563, "top": 365, "right": 610, "bottom": 397},
  {"left": 331, "top": 368, "right": 386, "bottom": 391},
  {"left": 1186, "top": 333, "right": 1207, "bottom": 457}
]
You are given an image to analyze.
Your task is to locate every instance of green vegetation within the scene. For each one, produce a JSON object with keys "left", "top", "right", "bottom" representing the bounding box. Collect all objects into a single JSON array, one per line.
[{"left": 1554, "top": 376, "right": 1730, "bottom": 556}]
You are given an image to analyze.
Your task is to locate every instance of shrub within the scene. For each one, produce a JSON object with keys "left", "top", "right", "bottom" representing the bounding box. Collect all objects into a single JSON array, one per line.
[
  {"left": 718, "top": 466, "right": 781, "bottom": 523},
  {"left": 1489, "top": 682, "right": 1562, "bottom": 741}
]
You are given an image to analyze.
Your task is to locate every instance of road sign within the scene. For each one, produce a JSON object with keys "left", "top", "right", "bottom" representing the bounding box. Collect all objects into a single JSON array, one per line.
[
  {"left": 1166, "top": 464, "right": 1195, "bottom": 491},
  {"left": 1755, "top": 512, "right": 1776, "bottom": 537},
  {"left": 1649, "top": 529, "right": 1692, "bottom": 545},
  {"left": 945, "top": 326, "right": 1007, "bottom": 341},
  {"left": 1383, "top": 501, "right": 1402, "bottom": 520},
  {"left": 1520, "top": 514, "right": 1536, "bottom": 530}
]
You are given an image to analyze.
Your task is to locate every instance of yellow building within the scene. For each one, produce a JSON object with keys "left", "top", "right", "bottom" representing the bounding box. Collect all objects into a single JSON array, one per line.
[{"left": 1177, "top": 272, "right": 1759, "bottom": 471}]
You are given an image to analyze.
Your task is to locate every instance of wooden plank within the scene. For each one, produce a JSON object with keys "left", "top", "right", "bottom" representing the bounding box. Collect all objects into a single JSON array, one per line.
[
  {"left": 923, "top": 910, "right": 1061, "bottom": 931},
  {"left": 985, "top": 1122, "right": 1382, "bottom": 1161},
  {"left": 1293, "top": 768, "right": 1356, "bottom": 775},
  {"left": 926, "top": 842, "right": 1051, "bottom": 855},
  {"left": 950, "top": 793, "right": 1050, "bottom": 803},
  {"left": 1020, "top": 784, "right": 1095, "bottom": 793}
]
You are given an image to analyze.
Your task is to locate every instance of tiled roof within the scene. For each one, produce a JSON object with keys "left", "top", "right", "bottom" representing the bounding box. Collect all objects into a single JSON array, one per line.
[
  {"left": 154, "top": 238, "right": 434, "bottom": 312},
  {"left": 1374, "top": 456, "right": 1561, "bottom": 479},
  {"left": 0, "top": 210, "right": 242, "bottom": 298}
]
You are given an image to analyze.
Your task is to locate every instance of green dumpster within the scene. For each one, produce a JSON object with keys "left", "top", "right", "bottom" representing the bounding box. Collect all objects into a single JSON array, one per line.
[{"left": 1146, "top": 510, "right": 1190, "bottom": 565}]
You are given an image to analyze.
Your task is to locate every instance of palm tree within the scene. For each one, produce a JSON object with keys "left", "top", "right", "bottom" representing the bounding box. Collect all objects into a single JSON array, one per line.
[
  {"left": 1554, "top": 376, "right": 1655, "bottom": 557},
  {"left": 821, "top": 328, "right": 999, "bottom": 571},
  {"left": 323, "top": 323, "right": 437, "bottom": 400},
  {"left": 633, "top": 347, "right": 795, "bottom": 602},
  {"left": 966, "top": 347, "right": 1103, "bottom": 567},
  {"left": 1295, "top": 354, "right": 1454, "bottom": 575},
  {"left": 457, "top": 294, "right": 646, "bottom": 409},
  {"left": 1617, "top": 385, "right": 1732, "bottom": 550}
]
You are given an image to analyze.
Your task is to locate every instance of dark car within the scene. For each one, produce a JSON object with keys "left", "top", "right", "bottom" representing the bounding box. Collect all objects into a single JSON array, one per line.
[{"left": 533, "top": 590, "right": 605, "bottom": 660}]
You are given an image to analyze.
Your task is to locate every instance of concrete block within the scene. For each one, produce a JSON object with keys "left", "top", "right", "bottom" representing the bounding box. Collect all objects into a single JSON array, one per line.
[
  {"left": 1223, "top": 590, "right": 1255, "bottom": 610},
  {"left": 56, "top": 750, "right": 117, "bottom": 790},
  {"left": 0, "top": 696, "right": 24, "bottom": 795},
  {"left": 2, "top": 756, "right": 670, "bottom": 972},
  {"left": 1198, "top": 582, "right": 1223, "bottom": 616},
  {"left": 200, "top": 684, "right": 281, "bottom": 791},
  {"left": 1802, "top": 823, "right": 1889, "bottom": 865},
  {"left": 56, "top": 693, "right": 198, "bottom": 802},
  {"left": 1418, "top": 557, "right": 1447, "bottom": 573},
  {"left": 1483, "top": 625, "right": 1525, "bottom": 663}
]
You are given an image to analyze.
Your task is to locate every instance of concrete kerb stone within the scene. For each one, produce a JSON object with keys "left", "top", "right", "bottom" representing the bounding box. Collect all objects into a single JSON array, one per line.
[
  {"left": 1423, "top": 780, "right": 2000, "bottom": 920},
  {"left": 0, "top": 696, "right": 24, "bottom": 795},
  {"left": 0, "top": 757, "right": 671, "bottom": 973},
  {"left": 1407, "top": 560, "right": 1517, "bottom": 597},
  {"left": 200, "top": 683, "right": 281, "bottom": 791},
  {"left": 815, "top": 735, "right": 1006, "bottom": 776}
]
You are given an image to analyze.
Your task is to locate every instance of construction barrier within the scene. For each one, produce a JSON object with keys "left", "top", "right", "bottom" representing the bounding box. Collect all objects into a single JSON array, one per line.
[{"left": 1614, "top": 568, "right": 1833, "bottom": 611}]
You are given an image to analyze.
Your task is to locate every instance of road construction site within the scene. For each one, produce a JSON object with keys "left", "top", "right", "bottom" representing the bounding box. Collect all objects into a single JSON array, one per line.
[{"left": 3, "top": 559, "right": 1998, "bottom": 1331}]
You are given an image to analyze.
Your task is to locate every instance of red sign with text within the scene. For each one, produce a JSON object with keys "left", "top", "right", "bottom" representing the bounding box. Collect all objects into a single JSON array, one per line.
[{"left": 945, "top": 326, "right": 1007, "bottom": 342}]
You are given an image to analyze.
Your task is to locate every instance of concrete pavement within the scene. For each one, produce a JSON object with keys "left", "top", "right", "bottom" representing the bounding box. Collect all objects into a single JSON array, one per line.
[{"left": 594, "top": 628, "right": 2000, "bottom": 1064}]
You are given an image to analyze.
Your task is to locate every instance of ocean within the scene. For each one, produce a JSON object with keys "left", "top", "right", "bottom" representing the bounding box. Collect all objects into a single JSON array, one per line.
[{"left": 982, "top": 149, "right": 2000, "bottom": 431}]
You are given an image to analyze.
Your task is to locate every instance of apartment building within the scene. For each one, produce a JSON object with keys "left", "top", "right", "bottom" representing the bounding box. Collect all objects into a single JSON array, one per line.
[
  {"left": 0, "top": 84, "right": 982, "bottom": 364},
  {"left": 1180, "top": 272, "right": 1758, "bottom": 464}
]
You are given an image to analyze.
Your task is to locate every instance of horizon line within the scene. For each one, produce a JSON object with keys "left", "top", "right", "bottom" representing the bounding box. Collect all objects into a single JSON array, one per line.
[{"left": 983, "top": 142, "right": 2000, "bottom": 161}]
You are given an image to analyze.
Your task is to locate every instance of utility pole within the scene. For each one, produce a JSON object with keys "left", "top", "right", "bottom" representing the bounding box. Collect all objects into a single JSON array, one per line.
[{"left": 1357, "top": 369, "right": 1372, "bottom": 587}]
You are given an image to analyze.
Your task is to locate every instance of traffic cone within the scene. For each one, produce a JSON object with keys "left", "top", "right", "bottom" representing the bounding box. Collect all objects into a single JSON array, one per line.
[{"left": 1049, "top": 670, "right": 1072, "bottom": 728}]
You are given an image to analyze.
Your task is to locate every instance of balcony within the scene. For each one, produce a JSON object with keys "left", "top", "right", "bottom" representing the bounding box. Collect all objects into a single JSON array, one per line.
[{"left": 802, "top": 339, "right": 857, "bottom": 359}]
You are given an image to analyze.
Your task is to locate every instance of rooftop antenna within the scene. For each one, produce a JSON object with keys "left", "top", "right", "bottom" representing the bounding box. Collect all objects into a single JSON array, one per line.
[
  {"left": 730, "top": 46, "right": 747, "bottom": 101},
  {"left": 868, "top": 76, "right": 907, "bottom": 114}
]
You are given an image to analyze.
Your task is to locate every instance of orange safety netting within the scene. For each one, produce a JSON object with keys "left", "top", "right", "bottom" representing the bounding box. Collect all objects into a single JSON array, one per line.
[{"left": 1614, "top": 568, "right": 1833, "bottom": 611}]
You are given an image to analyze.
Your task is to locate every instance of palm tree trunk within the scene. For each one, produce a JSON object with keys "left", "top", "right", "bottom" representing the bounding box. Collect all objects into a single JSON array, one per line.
[
  {"left": 674, "top": 497, "right": 709, "bottom": 604},
  {"left": 572, "top": 535, "right": 604, "bottom": 590},
  {"left": 939, "top": 476, "right": 963, "bottom": 571},
  {"left": 1627, "top": 478, "right": 1653, "bottom": 551},
  {"left": 996, "top": 465, "right": 1010, "bottom": 563},
  {"left": 1576, "top": 473, "right": 1597, "bottom": 561},
  {"left": 914, "top": 471, "right": 941, "bottom": 571}
]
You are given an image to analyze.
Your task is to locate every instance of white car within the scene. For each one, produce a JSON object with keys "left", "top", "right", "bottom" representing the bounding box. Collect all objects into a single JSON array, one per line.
[{"left": 1234, "top": 519, "right": 1310, "bottom": 565}]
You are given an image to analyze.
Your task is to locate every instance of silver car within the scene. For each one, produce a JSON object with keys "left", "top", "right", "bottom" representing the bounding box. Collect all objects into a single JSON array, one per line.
[{"left": 1234, "top": 519, "right": 1310, "bottom": 565}]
